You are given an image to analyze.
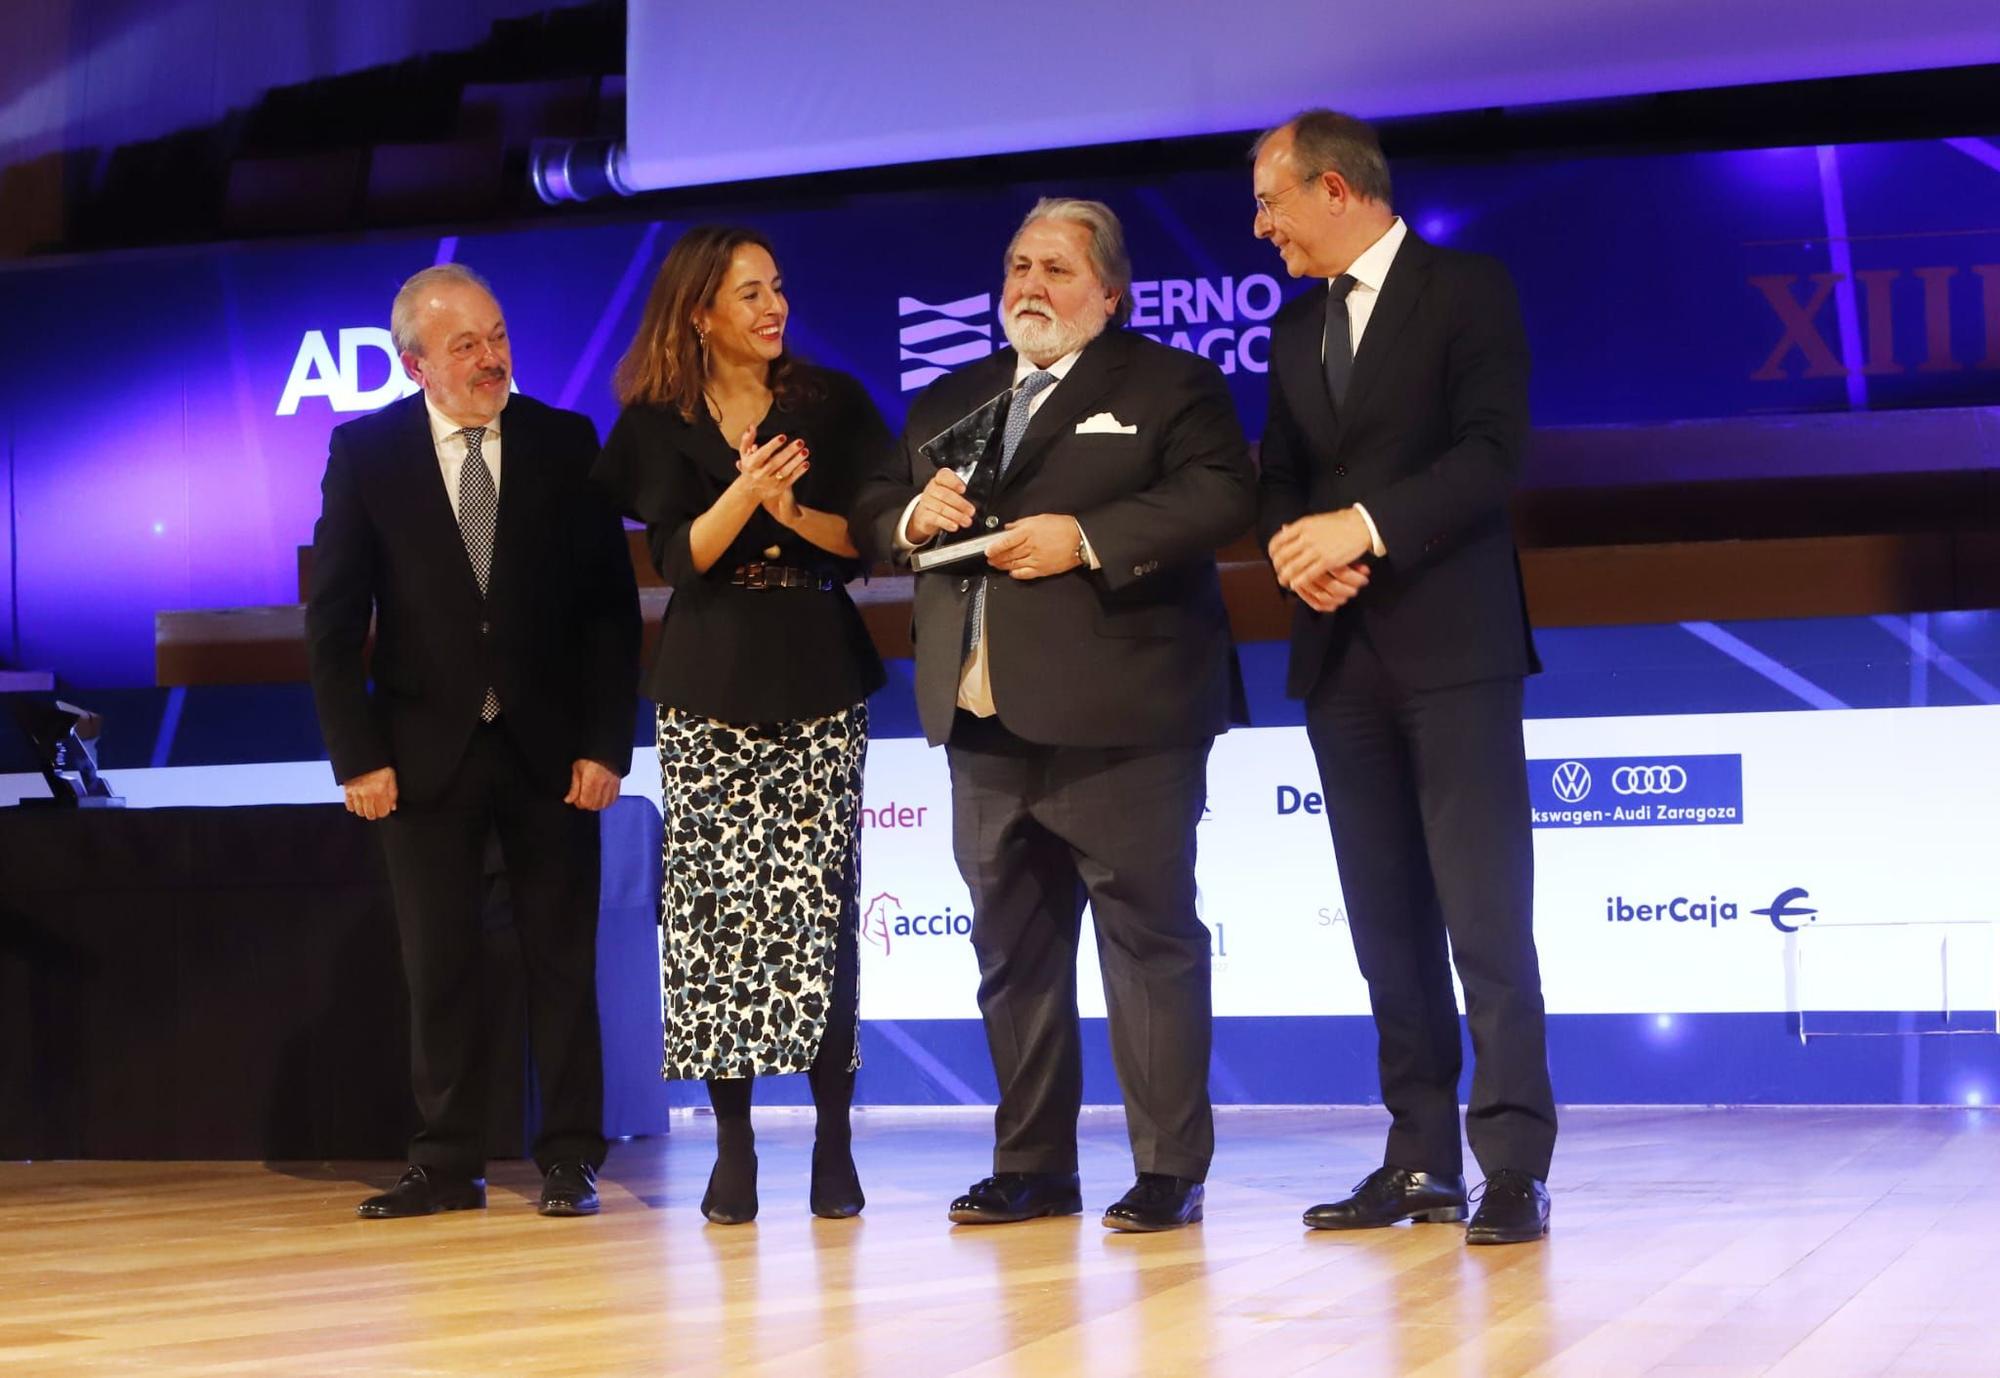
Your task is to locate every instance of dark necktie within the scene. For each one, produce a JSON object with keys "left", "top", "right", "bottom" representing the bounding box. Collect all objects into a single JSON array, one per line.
[
  {"left": 1323, "top": 273, "right": 1359, "bottom": 410},
  {"left": 965, "top": 369, "right": 1059, "bottom": 661},
  {"left": 457, "top": 426, "right": 501, "bottom": 722}
]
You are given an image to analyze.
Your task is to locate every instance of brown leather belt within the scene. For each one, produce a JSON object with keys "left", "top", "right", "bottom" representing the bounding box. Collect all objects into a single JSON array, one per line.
[{"left": 730, "top": 562, "right": 836, "bottom": 591}]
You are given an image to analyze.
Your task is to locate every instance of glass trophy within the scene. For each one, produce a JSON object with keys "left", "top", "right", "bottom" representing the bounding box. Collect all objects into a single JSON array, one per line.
[{"left": 909, "top": 388, "right": 1013, "bottom": 572}]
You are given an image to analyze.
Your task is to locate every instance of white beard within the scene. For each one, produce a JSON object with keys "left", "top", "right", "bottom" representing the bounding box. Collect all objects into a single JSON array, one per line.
[{"left": 1003, "top": 301, "right": 1106, "bottom": 361}]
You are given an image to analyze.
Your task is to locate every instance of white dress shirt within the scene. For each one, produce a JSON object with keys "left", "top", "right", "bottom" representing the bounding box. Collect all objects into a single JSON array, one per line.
[
  {"left": 896, "top": 346, "right": 1100, "bottom": 716},
  {"left": 425, "top": 395, "right": 503, "bottom": 520},
  {"left": 1327, "top": 215, "right": 1408, "bottom": 558}
]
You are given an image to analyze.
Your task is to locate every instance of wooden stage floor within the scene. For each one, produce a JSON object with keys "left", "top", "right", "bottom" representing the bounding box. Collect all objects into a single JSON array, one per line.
[{"left": 3, "top": 1106, "right": 1994, "bottom": 1377}]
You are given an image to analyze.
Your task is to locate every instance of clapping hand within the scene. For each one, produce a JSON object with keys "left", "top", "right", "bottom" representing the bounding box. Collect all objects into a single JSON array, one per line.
[{"left": 735, "top": 428, "right": 809, "bottom": 523}]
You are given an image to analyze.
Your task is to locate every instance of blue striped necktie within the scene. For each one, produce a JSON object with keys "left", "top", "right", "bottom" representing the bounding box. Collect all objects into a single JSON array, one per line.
[{"left": 964, "top": 369, "right": 1058, "bottom": 659}]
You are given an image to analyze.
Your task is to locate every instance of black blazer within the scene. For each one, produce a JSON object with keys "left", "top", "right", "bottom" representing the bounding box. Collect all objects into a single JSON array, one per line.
[
  {"left": 1258, "top": 232, "right": 1541, "bottom": 697},
  {"left": 591, "top": 366, "right": 890, "bottom": 725},
  {"left": 306, "top": 392, "right": 641, "bottom": 803},
  {"left": 854, "top": 329, "right": 1255, "bottom": 748}
]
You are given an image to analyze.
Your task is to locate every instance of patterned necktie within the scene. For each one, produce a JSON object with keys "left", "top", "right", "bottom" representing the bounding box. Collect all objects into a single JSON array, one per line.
[
  {"left": 457, "top": 426, "right": 501, "bottom": 722},
  {"left": 1323, "top": 273, "right": 1359, "bottom": 410},
  {"left": 965, "top": 370, "right": 1059, "bottom": 659}
]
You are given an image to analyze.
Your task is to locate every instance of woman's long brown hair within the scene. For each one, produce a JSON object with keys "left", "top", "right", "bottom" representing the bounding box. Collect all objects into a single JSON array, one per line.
[{"left": 612, "top": 224, "right": 815, "bottom": 422}]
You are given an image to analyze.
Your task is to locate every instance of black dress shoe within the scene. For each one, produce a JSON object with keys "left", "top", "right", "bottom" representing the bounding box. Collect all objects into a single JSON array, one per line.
[
  {"left": 810, "top": 1142, "right": 866, "bottom": 1220},
  {"left": 701, "top": 1150, "right": 759, "bottom": 1225},
  {"left": 1466, "top": 1169, "right": 1550, "bottom": 1245},
  {"left": 947, "top": 1172, "right": 1084, "bottom": 1225},
  {"left": 1102, "top": 1174, "right": 1204, "bottom": 1233},
  {"left": 1303, "top": 1166, "right": 1467, "bottom": 1231},
  {"left": 356, "top": 1165, "right": 486, "bottom": 1219},
  {"left": 538, "top": 1160, "right": 600, "bottom": 1217}
]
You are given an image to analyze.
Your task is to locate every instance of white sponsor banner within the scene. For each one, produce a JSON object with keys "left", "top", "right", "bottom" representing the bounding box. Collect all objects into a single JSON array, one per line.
[
  {"left": 848, "top": 707, "right": 2000, "bottom": 1020},
  {"left": 15, "top": 705, "right": 1992, "bottom": 1022}
]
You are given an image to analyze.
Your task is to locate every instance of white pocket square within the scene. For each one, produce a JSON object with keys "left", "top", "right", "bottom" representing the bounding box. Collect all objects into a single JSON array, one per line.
[{"left": 1075, "top": 412, "right": 1138, "bottom": 435}]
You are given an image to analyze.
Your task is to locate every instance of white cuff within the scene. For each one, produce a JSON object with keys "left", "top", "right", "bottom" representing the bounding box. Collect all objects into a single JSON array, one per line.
[
  {"left": 1075, "top": 519, "right": 1101, "bottom": 570},
  {"left": 1353, "top": 503, "right": 1387, "bottom": 559},
  {"left": 893, "top": 493, "right": 927, "bottom": 553}
]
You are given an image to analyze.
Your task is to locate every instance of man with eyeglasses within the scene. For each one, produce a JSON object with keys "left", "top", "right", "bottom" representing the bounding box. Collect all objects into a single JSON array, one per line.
[{"left": 1250, "top": 110, "right": 1556, "bottom": 1245}]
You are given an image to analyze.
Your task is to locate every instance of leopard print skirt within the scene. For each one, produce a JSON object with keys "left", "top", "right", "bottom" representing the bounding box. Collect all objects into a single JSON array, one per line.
[{"left": 657, "top": 701, "right": 865, "bottom": 1081}]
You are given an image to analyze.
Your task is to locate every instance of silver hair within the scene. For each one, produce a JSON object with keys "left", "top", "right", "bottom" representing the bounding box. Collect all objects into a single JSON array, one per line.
[
  {"left": 1253, "top": 109, "right": 1394, "bottom": 207},
  {"left": 1005, "top": 197, "right": 1133, "bottom": 327},
  {"left": 390, "top": 263, "right": 497, "bottom": 357}
]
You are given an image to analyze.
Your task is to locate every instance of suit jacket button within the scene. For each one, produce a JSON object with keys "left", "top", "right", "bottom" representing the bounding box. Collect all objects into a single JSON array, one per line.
[
  {"left": 479, "top": 621, "right": 491, "bottom": 634},
  {"left": 1132, "top": 565, "right": 1145, "bottom": 577},
  {"left": 958, "top": 578, "right": 970, "bottom": 594},
  {"left": 984, "top": 515, "right": 1000, "bottom": 529}
]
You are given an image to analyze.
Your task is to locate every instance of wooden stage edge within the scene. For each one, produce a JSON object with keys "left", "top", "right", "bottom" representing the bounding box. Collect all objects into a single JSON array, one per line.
[{"left": 5, "top": 1105, "right": 1996, "bottom": 1377}]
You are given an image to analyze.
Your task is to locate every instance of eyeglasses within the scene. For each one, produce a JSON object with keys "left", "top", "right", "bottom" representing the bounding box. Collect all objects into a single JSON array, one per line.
[{"left": 1253, "top": 180, "right": 1308, "bottom": 217}]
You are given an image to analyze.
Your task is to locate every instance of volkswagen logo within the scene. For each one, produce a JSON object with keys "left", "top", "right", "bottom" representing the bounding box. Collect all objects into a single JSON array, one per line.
[
  {"left": 1551, "top": 761, "right": 1592, "bottom": 803},
  {"left": 1613, "top": 765, "right": 1688, "bottom": 796}
]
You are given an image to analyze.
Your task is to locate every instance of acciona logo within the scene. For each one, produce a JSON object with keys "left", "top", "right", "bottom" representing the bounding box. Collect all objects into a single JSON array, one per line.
[
  {"left": 860, "top": 891, "right": 974, "bottom": 957},
  {"left": 898, "top": 294, "right": 996, "bottom": 392}
]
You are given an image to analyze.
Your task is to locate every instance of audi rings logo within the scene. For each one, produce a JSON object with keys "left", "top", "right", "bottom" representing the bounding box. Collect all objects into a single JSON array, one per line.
[
  {"left": 1612, "top": 765, "right": 1688, "bottom": 796},
  {"left": 1551, "top": 761, "right": 1593, "bottom": 804},
  {"left": 1530, "top": 753, "right": 1744, "bottom": 830}
]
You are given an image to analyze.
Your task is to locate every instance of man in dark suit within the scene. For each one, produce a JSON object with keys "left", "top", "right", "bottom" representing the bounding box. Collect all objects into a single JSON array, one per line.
[
  {"left": 306, "top": 264, "right": 639, "bottom": 1219},
  {"left": 1251, "top": 111, "right": 1556, "bottom": 1244},
  {"left": 854, "top": 198, "right": 1254, "bottom": 1233}
]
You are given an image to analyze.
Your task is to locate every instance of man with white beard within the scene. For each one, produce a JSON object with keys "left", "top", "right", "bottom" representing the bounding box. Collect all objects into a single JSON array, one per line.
[{"left": 853, "top": 198, "right": 1256, "bottom": 1232}]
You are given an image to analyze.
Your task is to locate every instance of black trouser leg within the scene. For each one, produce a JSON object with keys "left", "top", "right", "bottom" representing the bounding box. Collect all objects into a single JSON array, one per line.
[
  {"left": 1305, "top": 639, "right": 1468, "bottom": 1177},
  {"left": 490, "top": 732, "right": 606, "bottom": 1173},
  {"left": 1306, "top": 634, "right": 1556, "bottom": 1181},
  {"left": 1400, "top": 675, "right": 1557, "bottom": 1180},
  {"left": 1036, "top": 741, "right": 1216, "bottom": 1183},
  {"left": 377, "top": 736, "right": 497, "bottom": 1177},
  {"left": 948, "top": 724, "right": 1089, "bottom": 1177}
]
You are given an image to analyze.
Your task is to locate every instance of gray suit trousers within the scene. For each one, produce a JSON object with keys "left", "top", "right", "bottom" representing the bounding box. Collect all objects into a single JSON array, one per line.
[{"left": 946, "top": 712, "right": 1216, "bottom": 1182}]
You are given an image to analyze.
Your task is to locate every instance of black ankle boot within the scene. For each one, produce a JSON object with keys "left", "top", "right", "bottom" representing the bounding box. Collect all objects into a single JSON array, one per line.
[
  {"left": 810, "top": 1139, "right": 864, "bottom": 1219},
  {"left": 702, "top": 1123, "right": 758, "bottom": 1225},
  {"left": 701, "top": 1153, "right": 758, "bottom": 1225}
]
